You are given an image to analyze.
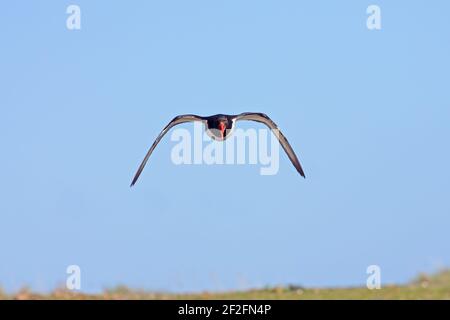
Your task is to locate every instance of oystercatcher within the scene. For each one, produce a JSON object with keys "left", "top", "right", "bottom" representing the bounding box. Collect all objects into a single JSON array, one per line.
[{"left": 131, "top": 112, "right": 305, "bottom": 186}]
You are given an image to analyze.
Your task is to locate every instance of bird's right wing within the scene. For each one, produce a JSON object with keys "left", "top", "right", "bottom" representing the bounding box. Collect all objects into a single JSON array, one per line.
[{"left": 130, "top": 114, "right": 205, "bottom": 186}]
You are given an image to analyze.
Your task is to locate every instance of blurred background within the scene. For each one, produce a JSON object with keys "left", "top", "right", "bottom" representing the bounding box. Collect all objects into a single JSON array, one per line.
[{"left": 0, "top": 1, "right": 449, "bottom": 294}]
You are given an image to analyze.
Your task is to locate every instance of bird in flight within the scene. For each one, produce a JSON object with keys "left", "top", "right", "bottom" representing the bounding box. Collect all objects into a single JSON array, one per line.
[{"left": 130, "top": 112, "right": 305, "bottom": 186}]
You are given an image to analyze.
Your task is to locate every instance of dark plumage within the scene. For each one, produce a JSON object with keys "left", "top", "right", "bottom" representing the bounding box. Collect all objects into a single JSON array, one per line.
[{"left": 131, "top": 113, "right": 305, "bottom": 186}]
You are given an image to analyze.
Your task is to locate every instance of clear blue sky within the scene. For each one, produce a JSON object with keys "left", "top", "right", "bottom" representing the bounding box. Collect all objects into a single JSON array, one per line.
[{"left": 1, "top": 1, "right": 449, "bottom": 293}]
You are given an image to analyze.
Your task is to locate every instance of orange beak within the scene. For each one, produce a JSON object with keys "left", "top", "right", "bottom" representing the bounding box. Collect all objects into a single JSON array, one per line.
[{"left": 218, "top": 122, "right": 226, "bottom": 138}]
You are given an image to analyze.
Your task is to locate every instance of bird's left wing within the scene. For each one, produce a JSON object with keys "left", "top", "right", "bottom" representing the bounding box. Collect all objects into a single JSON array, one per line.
[
  {"left": 234, "top": 112, "right": 305, "bottom": 177},
  {"left": 130, "top": 114, "right": 205, "bottom": 186}
]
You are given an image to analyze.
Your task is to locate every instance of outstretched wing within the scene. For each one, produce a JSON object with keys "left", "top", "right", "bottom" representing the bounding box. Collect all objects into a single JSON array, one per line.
[
  {"left": 130, "top": 114, "right": 205, "bottom": 186},
  {"left": 234, "top": 112, "right": 305, "bottom": 178}
]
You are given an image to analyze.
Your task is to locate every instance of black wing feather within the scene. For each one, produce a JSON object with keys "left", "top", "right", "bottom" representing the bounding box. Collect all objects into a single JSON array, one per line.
[
  {"left": 130, "top": 114, "right": 205, "bottom": 186},
  {"left": 234, "top": 112, "right": 305, "bottom": 178}
]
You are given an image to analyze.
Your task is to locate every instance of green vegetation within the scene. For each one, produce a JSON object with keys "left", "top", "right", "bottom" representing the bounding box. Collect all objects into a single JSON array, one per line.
[{"left": 1, "top": 270, "right": 449, "bottom": 300}]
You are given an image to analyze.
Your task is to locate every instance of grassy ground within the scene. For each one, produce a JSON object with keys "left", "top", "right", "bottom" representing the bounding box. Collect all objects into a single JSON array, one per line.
[{"left": 1, "top": 270, "right": 449, "bottom": 300}]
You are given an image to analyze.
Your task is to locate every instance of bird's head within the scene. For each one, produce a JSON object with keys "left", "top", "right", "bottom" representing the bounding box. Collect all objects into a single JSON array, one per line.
[{"left": 206, "top": 117, "right": 233, "bottom": 141}]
